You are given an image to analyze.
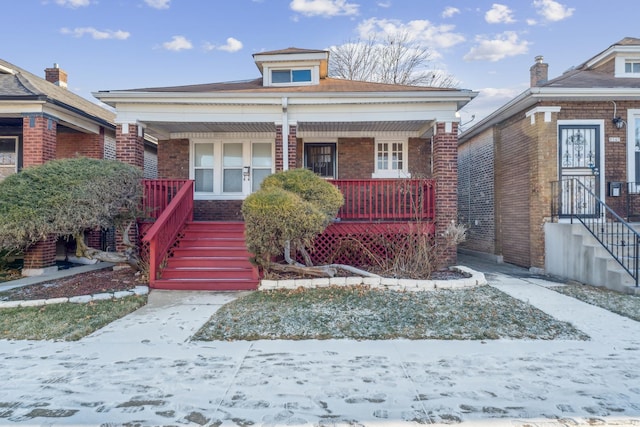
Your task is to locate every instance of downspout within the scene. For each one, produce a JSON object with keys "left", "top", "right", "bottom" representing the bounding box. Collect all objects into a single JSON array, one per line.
[{"left": 282, "top": 96, "right": 289, "bottom": 171}]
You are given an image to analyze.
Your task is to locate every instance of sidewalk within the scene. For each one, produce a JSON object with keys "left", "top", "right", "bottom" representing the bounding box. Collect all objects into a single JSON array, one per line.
[{"left": 1, "top": 257, "right": 640, "bottom": 426}]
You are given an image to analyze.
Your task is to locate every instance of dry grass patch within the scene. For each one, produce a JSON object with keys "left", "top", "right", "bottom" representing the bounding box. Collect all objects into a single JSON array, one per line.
[
  {"left": 193, "top": 285, "right": 588, "bottom": 341},
  {"left": 0, "top": 296, "right": 146, "bottom": 341},
  {"left": 551, "top": 284, "right": 640, "bottom": 322}
]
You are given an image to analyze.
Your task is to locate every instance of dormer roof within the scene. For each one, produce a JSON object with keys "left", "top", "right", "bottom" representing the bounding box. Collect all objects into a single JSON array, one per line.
[{"left": 253, "top": 47, "right": 329, "bottom": 79}]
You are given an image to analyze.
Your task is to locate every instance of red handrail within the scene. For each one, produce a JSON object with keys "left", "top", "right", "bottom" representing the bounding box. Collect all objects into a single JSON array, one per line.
[
  {"left": 142, "top": 180, "right": 194, "bottom": 285},
  {"left": 329, "top": 179, "right": 435, "bottom": 221},
  {"left": 142, "top": 179, "right": 190, "bottom": 220}
]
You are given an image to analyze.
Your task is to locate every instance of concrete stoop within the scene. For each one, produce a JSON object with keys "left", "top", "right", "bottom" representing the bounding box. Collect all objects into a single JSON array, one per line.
[{"left": 545, "top": 222, "right": 640, "bottom": 294}]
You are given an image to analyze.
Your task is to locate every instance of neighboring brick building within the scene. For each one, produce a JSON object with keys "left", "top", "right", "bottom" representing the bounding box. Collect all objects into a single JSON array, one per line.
[
  {"left": 0, "top": 59, "right": 157, "bottom": 276},
  {"left": 96, "top": 47, "right": 477, "bottom": 271},
  {"left": 458, "top": 38, "right": 640, "bottom": 272}
]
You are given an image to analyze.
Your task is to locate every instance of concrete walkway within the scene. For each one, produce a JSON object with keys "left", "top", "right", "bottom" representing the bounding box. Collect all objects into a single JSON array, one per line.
[{"left": 1, "top": 255, "right": 640, "bottom": 426}]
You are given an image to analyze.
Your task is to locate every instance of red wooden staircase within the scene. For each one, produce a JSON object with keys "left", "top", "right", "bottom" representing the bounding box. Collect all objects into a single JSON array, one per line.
[{"left": 151, "top": 221, "right": 260, "bottom": 291}]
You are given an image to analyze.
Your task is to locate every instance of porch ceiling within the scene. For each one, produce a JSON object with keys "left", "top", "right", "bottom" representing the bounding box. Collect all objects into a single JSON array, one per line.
[
  {"left": 297, "top": 120, "right": 433, "bottom": 136},
  {"left": 144, "top": 121, "right": 277, "bottom": 136},
  {"left": 144, "top": 120, "right": 434, "bottom": 138}
]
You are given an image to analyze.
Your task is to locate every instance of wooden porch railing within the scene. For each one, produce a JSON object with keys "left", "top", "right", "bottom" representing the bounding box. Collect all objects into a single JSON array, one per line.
[
  {"left": 141, "top": 180, "right": 194, "bottom": 285},
  {"left": 329, "top": 179, "right": 435, "bottom": 221},
  {"left": 142, "top": 179, "right": 191, "bottom": 220}
]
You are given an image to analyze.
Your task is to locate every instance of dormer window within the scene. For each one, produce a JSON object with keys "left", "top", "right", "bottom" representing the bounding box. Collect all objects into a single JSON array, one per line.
[
  {"left": 272, "top": 69, "right": 312, "bottom": 84},
  {"left": 253, "top": 48, "right": 328, "bottom": 87},
  {"left": 625, "top": 60, "right": 640, "bottom": 74}
]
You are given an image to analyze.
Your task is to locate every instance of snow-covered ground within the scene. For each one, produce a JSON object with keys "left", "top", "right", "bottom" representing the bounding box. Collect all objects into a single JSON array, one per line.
[{"left": 1, "top": 267, "right": 639, "bottom": 426}]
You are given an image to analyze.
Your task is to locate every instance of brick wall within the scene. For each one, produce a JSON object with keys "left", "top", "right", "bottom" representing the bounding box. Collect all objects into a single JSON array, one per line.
[
  {"left": 458, "top": 127, "right": 495, "bottom": 254},
  {"left": 433, "top": 122, "right": 459, "bottom": 267},
  {"left": 23, "top": 236, "right": 57, "bottom": 270},
  {"left": 337, "top": 138, "right": 374, "bottom": 179},
  {"left": 275, "top": 125, "right": 283, "bottom": 172},
  {"left": 408, "top": 137, "right": 432, "bottom": 178},
  {"left": 56, "top": 129, "right": 104, "bottom": 160},
  {"left": 194, "top": 200, "right": 244, "bottom": 221},
  {"left": 493, "top": 111, "right": 532, "bottom": 268},
  {"left": 22, "top": 115, "right": 56, "bottom": 167},
  {"left": 158, "top": 139, "right": 189, "bottom": 179},
  {"left": 116, "top": 123, "right": 144, "bottom": 169}
]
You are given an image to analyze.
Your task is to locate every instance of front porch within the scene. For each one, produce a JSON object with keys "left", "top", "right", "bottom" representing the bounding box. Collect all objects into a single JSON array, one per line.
[{"left": 140, "top": 178, "right": 436, "bottom": 289}]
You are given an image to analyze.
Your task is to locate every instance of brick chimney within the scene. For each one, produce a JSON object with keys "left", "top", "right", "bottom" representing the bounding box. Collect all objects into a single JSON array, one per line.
[
  {"left": 530, "top": 55, "right": 548, "bottom": 87},
  {"left": 44, "top": 63, "right": 68, "bottom": 88}
]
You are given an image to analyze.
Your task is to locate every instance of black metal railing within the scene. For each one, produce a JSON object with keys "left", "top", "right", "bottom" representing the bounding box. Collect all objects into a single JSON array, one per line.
[{"left": 551, "top": 178, "right": 639, "bottom": 287}]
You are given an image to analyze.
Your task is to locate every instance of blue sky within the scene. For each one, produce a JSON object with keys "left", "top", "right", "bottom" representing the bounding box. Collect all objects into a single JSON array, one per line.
[{"left": 4, "top": 0, "right": 636, "bottom": 123}]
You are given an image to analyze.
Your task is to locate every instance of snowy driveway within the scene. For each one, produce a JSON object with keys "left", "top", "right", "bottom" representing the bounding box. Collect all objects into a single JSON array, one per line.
[{"left": 1, "top": 264, "right": 640, "bottom": 426}]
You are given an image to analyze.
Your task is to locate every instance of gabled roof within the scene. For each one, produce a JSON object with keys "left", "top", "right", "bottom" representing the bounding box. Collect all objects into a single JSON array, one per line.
[
  {"left": 460, "top": 37, "right": 640, "bottom": 143},
  {"left": 0, "top": 58, "right": 114, "bottom": 128}
]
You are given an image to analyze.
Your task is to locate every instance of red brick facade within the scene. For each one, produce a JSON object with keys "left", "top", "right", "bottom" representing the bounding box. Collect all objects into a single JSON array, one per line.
[
  {"left": 56, "top": 129, "right": 105, "bottom": 160},
  {"left": 22, "top": 115, "right": 57, "bottom": 167},
  {"left": 23, "top": 236, "right": 57, "bottom": 271},
  {"left": 116, "top": 123, "right": 145, "bottom": 170},
  {"left": 460, "top": 100, "right": 640, "bottom": 270},
  {"left": 433, "top": 122, "right": 459, "bottom": 267}
]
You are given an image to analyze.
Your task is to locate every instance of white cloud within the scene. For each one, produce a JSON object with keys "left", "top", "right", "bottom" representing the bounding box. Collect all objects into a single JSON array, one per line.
[
  {"left": 55, "top": 0, "right": 90, "bottom": 7},
  {"left": 144, "top": 0, "right": 170, "bottom": 9},
  {"left": 218, "top": 37, "right": 243, "bottom": 52},
  {"left": 357, "top": 18, "right": 465, "bottom": 49},
  {"left": 532, "top": 0, "right": 574, "bottom": 22},
  {"left": 60, "top": 27, "right": 130, "bottom": 40},
  {"left": 162, "top": 35, "right": 193, "bottom": 51},
  {"left": 485, "top": 3, "right": 516, "bottom": 24},
  {"left": 442, "top": 7, "right": 460, "bottom": 18},
  {"left": 526, "top": 18, "right": 537, "bottom": 25},
  {"left": 203, "top": 38, "right": 244, "bottom": 53},
  {"left": 463, "top": 31, "right": 530, "bottom": 62},
  {"left": 290, "top": 0, "right": 359, "bottom": 17},
  {"left": 459, "top": 85, "right": 527, "bottom": 124},
  {"left": 377, "top": 1, "right": 391, "bottom": 7}
]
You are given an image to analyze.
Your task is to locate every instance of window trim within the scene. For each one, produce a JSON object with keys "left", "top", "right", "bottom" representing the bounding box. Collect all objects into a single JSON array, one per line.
[
  {"left": 627, "top": 110, "right": 640, "bottom": 191},
  {"left": 372, "top": 139, "right": 410, "bottom": 179},
  {"left": 190, "top": 138, "right": 274, "bottom": 200},
  {"left": 264, "top": 64, "right": 318, "bottom": 86},
  {"left": 304, "top": 142, "right": 337, "bottom": 179},
  {"left": 614, "top": 55, "right": 640, "bottom": 77},
  {"left": 0, "top": 136, "right": 19, "bottom": 173}
]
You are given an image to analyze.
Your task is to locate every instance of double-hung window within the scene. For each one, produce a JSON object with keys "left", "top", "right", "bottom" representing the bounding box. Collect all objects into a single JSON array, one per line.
[{"left": 194, "top": 143, "right": 214, "bottom": 192}]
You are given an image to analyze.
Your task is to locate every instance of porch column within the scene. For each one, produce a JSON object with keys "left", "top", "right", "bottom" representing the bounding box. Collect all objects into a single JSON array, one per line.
[
  {"left": 275, "top": 124, "right": 284, "bottom": 172},
  {"left": 115, "top": 123, "right": 145, "bottom": 251},
  {"left": 21, "top": 115, "right": 58, "bottom": 276},
  {"left": 433, "top": 121, "right": 459, "bottom": 268},
  {"left": 288, "top": 124, "right": 297, "bottom": 170}
]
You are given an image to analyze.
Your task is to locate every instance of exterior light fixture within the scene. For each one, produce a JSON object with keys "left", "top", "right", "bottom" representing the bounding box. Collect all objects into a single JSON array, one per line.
[
  {"left": 613, "top": 116, "right": 626, "bottom": 129},
  {"left": 611, "top": 101, "right": 626, "bottom": 129}
]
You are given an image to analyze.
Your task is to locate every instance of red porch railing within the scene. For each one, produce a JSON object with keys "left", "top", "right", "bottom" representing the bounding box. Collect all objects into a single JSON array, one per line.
[
  {"left": 141, "top": 180, "right": 194, "bottom": 285},
  {"left": 329, "top": 179, "right": 435, "bottom": 221},
  {"left": 142, "top": 179, "right": 191, "bottom": 220}
]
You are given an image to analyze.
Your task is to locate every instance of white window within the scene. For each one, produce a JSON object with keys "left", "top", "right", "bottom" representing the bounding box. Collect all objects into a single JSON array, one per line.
[
  {"left": 626, "top": 61, "right": 640, "bottom": 74},
  {"left": 271, "top": 69, "right": 312, "bottom": 84},
  {"left": 373, "top": 139, "right": 410, "bottom": 178},
  {"left": 191, "top": 139, "right": 273, "bottom": 199},
  {"left": 0, "top": 136, "right": 18, "bottom": 180},
  {"left": 194, "top": 143, "right": 214, "bottom": 193}
]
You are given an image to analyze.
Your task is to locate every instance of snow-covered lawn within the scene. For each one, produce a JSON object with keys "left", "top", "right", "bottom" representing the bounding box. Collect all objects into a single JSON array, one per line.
[
  {"left": 550, "top": 284, "right": 640, "bottom": 321},
  {"left": 193, "top": 285, "right": 589, "bottom": 341}
]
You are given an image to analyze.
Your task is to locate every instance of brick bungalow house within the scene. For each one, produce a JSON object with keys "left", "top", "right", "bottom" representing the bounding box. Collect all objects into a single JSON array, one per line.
[
  {"left": 458, "top": 37, "right": 640, "bottom": 291},
  {"left": 0, "top": 59, "right": 157, "bottom": 276},
  {"left": 95, "top": 47, "right": 477, "bottom": 290}
]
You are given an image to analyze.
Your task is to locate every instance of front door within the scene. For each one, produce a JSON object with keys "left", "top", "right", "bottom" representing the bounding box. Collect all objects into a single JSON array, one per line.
[{"left": 558, "top": 125, "right": 600, "bottom": 217}]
